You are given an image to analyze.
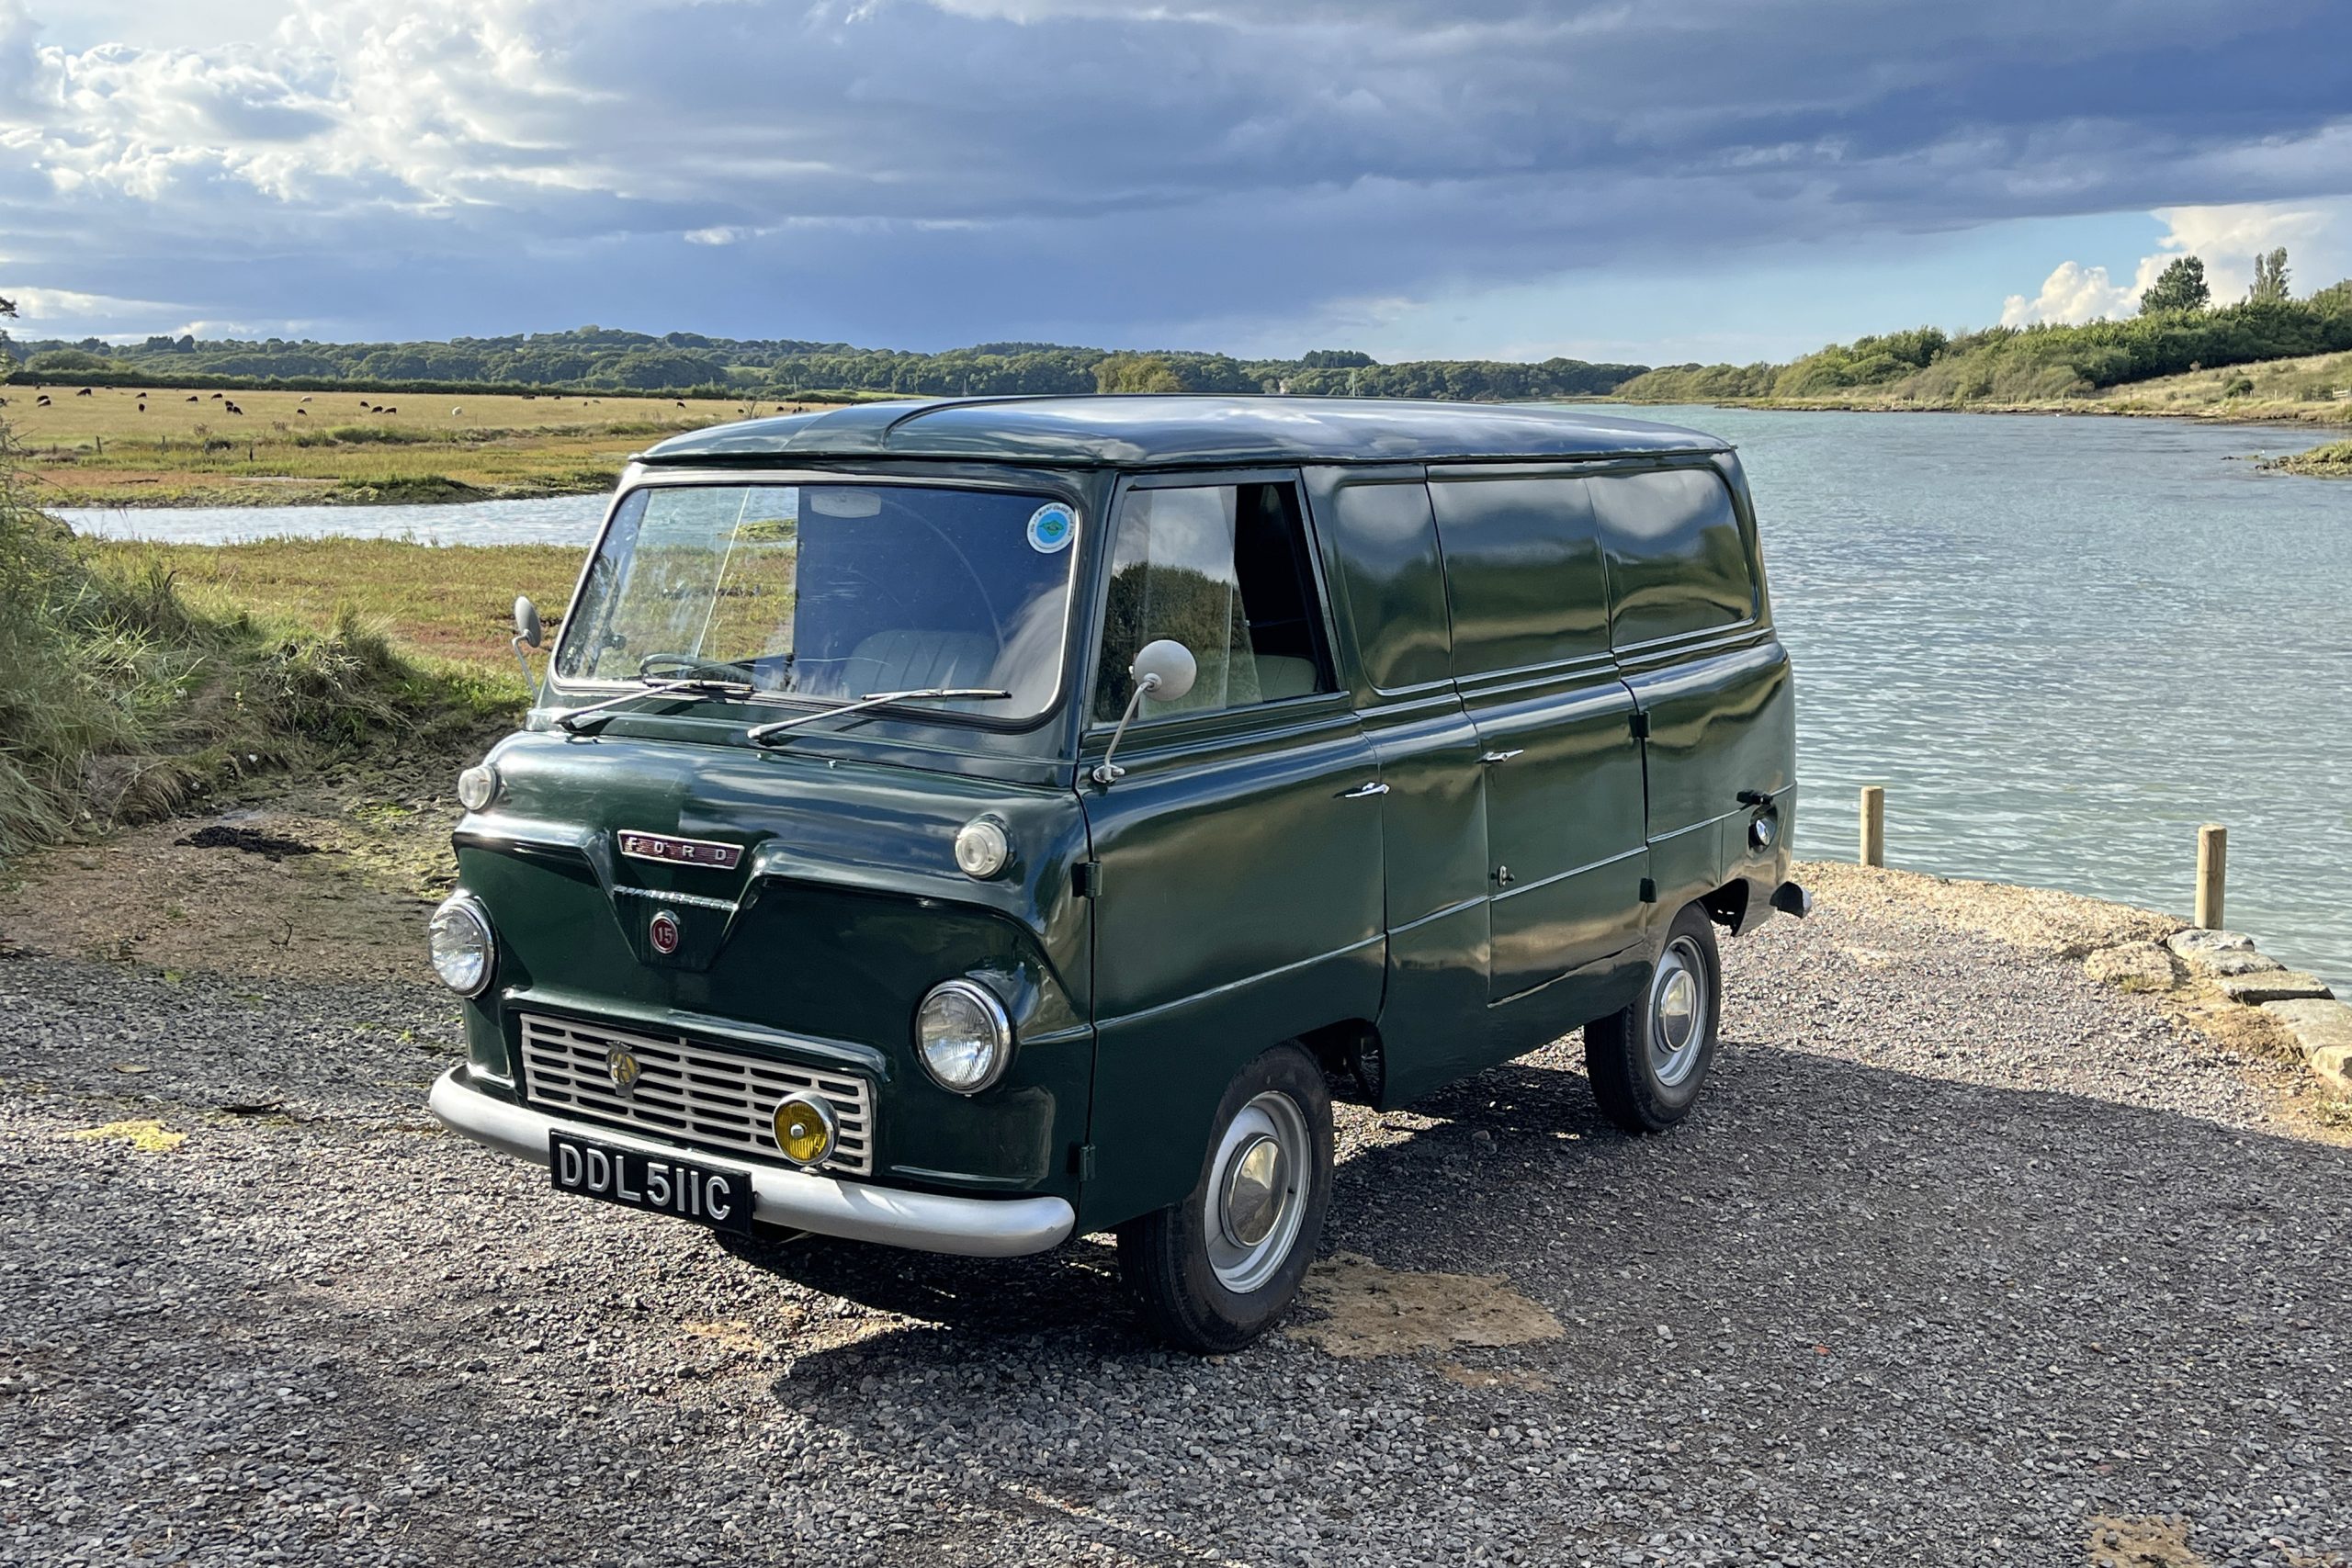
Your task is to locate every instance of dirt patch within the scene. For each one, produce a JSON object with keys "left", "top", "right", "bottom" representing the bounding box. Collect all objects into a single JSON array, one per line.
[
  {"left": 1801, "top": 862, "right": 2183, "bottom": 961},
  {"left": 0, "top": 750, "right": 468, "bottom": 985},
  {"left": 1286, "top": 1251, "right": 1562, "bottom": 1359},
  {"left": 2086, "top": 1513, "right": 2207, "bottom": 1568}
]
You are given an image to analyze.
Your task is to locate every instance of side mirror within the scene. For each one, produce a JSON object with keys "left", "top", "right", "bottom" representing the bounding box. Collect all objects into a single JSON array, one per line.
[
  {"left": 511, "top": 595, "right": 545, "bottom": 694},
  {"left": 1129, "top": 637, "right": 1197, "bottom": 704},
  {"left": 1092, "top": 638, "right": 1198, "bottom": 786}
]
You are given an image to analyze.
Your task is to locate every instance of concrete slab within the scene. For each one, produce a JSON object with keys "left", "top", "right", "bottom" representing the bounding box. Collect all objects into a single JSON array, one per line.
[
  {"left": 2262, "top": 998, "right": 2352, "bottom": 1099},
  {"left": 2213, "top": 969, "right": 2335, "bottom": 1005}
]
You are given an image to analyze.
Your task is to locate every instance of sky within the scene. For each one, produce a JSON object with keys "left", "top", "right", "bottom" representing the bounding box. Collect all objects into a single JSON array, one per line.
[{"left": 4, "top": 0, "right": 2350, "bottom": 365}]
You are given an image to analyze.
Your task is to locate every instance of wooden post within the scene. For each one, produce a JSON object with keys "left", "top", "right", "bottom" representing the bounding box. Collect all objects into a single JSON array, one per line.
[
  {"left": 2196, "top": 824, "right": 2226, "bottom": 930},
  {"left": 1860, "top": 785, "right": 1885, "bottom": 868}
]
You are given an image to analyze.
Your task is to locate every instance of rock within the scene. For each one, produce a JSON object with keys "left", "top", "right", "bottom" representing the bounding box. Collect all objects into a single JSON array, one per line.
[
  {"left": 2083, "top": 942, "right": 2175, "bottom": 989},
  {"left": 2165, "top": 929, "right": 2284, "bottom": 978},
  {"left": 2167, "top": 928, "right": 2256, "bottom": 956},
  {"left": 2260, "top": 998, "right": 2352, "bottom": 1099},
  {"left": 2213, "top": 970, "right": 2335, "bottom": 1006}
]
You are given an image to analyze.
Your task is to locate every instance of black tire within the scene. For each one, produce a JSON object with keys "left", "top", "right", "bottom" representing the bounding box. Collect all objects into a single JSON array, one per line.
[
  {"left": 1116, "top": 1043, "right": 1333, "bottom": 1353},
  {"left": 1585, "top": 902, "right": 1722, "bottom": 1134}
]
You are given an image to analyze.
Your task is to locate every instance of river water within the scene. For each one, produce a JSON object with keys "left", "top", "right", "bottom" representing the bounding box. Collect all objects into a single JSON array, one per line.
[{"left": 56, "top": 408, "right": 2352, "bottom": 988}]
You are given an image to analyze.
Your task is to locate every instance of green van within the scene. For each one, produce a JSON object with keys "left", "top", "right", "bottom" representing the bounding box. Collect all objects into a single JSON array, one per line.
[{"left": 426, "top": 396, "right": 1804, "bottom": 1349}]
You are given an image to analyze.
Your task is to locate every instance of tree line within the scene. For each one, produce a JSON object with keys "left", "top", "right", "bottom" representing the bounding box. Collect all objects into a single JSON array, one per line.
[
  {"left": 1, "top": 322, "right": 1646, "bottom": 404},
  {"left": 1619, "top": 253, "right": 2352, "bottom": 406}
]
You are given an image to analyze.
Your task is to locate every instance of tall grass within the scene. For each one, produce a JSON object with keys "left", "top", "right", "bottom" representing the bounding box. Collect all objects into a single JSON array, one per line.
[{"left": 0, "top": 424, "right": 509, "bottom": 864}]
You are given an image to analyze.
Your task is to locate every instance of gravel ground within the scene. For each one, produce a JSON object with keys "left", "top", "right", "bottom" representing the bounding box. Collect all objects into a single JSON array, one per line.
[{"left": 4, "top": 871, "right": 2348, "bottom": 1568}]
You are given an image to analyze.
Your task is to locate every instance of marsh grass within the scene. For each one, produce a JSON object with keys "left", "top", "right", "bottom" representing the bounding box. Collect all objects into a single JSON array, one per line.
[{"left": 0, "top": 434, "right": 526, "bottom": 864}]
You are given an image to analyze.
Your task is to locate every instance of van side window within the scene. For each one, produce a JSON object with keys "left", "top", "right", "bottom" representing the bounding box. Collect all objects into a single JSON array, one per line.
[
  {"left": 1326, "top": 481, "right": 1452, "bottom": 693},
  {"left": 1589, "top": 468, "right": 1758, "bottom": 645},
  {"left": 1094, "top": 481, "right": 1333, "bottom": 721},
  {"left": 1429, "top": 476, "right": 1611, "bottom": 676}
]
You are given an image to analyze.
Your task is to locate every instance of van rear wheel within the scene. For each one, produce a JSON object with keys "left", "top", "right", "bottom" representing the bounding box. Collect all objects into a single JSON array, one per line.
[
  {"left": 1585, "top": 902, "right": 1722, "bottom": 1134},
  {"left": 1116, "top": 1043, "right": 1332, "bottom": 1353}
]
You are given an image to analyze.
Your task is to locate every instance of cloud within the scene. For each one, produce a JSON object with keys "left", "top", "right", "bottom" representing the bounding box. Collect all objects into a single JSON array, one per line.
[
  {"left": 2001, "top": 260, "right": 2141, "bottom": 327},
  {"left": 1, "top": 283, "right": 180, "bottom": 320},
  {"left": 2001, "top": 198, "right": 2346, "bottom": 325},
  {"left": 3, "top": 0, "right": 2351, "bottom": 349}
]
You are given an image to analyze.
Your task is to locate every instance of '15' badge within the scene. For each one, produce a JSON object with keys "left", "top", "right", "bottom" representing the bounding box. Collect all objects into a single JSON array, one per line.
[{"left": 648, "top": 908, "right": 682, "bottom": 955}]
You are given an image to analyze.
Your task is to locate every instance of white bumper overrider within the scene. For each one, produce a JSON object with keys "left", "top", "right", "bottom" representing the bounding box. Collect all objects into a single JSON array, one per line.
[{"left": 428, "top": 1066, "right": 1075, "bottom": 1258}]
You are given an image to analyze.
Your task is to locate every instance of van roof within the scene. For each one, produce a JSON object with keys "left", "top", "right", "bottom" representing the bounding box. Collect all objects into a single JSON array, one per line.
[{"left": 638, "top": 395, "right": 1730, "bottom": 471}]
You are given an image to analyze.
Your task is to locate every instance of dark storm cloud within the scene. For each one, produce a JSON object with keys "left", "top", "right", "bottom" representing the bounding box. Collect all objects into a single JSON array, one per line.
[{"left": 3, "top": 0, "right": 2346, "bottom": 344}]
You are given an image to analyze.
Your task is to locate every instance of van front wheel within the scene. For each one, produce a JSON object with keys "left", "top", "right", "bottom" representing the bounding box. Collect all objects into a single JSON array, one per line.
[
  {"left": 1585, "top": 903, "right": 1722, "bottom": 1134},
  {"left": 1116, "top": 1043, "right": 1333, "bottom": 1352}
]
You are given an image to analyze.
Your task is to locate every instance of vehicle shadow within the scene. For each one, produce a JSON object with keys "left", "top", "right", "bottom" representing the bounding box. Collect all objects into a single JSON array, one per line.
[{"left": 727, "top": 1029, "right": 2352, "bottom": 1383}]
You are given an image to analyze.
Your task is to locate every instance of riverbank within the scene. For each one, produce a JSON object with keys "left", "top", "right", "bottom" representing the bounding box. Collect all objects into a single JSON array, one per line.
[
  {"left": 1617, "top": 348, "right": 2352, "bottom": 430},
  {"left": 7, "top": 386, "right": 845, "bottom": 509},
  {"left": 2260, "top": 438, "right": 2352, "bottom": 477}
]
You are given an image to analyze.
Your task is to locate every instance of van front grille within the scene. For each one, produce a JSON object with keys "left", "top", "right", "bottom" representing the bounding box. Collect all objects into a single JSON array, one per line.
[{"left": 516, "top": 1013, "right": 874, "bottom": 1178}]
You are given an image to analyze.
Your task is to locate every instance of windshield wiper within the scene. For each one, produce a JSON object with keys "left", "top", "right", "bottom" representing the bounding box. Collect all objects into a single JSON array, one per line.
[
  {"left": 558, "top": 675, "right": 756, "bottom": 733},
  {"left": 744, "top": 687, "right": 1012, "bottom": 746}
]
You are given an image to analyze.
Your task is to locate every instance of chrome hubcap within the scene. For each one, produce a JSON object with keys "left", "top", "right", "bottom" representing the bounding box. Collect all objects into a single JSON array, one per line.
[
  {"left": 1204, "top": 1092, "right": 1309, "bottom": 1292},
  {"left": 1649, "top": 936, "right": 1708, "bottom": 1089},
  {"left": 1219, "top": 1134, "right": 1285, "bottom": 1247}
]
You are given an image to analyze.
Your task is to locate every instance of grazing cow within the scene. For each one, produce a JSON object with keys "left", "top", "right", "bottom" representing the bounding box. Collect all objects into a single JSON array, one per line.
[
  {"left": 299, "top": 395, "right": 312, "bottom": 403},
  {"left": 76, "top": 387, "right": 93, "bottom": 397},
  {"left": 382, "top": 406, "right": 397, "bottom": 414},
  {"left": 226, "top": 402, "right": 244, "bottom": 415},
  {"left": 450, "top": 407, "right": 462, "bottom": 417},
  {"left": 37, "top": 395, "right": 51, "bottom": 406},
  {"left": 187, "top": 394, "right": 198, "bottom": 402},
  {"left": 369, "top": 405, "right": 382, "bottom": 412},
  {"left": 209, "top": 391, "right": 223, "bottom": 400},
  {"left": 675, "top": 400, "right": 686, "bottom": 408}
]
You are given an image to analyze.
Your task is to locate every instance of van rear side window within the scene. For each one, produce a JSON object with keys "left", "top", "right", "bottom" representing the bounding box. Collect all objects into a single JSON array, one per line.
[
  {"left": 1589, "top": 468, "right": 1758, "bottom": 646},
  {"left": 1429, "top": 476, "right": 1611, "bottom": 677}
]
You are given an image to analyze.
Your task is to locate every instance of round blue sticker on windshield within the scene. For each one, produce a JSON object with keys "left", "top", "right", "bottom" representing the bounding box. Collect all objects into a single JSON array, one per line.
[{"left": 1026, "top": 503, "right": 1076, "bottom": 555}]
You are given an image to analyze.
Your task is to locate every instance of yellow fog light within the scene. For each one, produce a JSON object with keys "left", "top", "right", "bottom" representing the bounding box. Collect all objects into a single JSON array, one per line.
[{"left": 771, "top": 1095, "right": 838, "bottom": 1170}]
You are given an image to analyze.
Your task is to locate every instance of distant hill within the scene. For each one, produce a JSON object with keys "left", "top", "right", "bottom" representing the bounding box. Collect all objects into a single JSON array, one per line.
[{"left": 1, "top": 325, "right": 1649, "bottom": 404}]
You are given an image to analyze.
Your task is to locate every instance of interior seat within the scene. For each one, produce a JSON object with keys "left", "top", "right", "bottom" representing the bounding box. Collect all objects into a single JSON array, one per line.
[
  {"left": 1252, "top": 655, "right": 1320, "bottom": 700},
  {"left": 843, "top": 629, "right": 1000, "bottom": 696}
]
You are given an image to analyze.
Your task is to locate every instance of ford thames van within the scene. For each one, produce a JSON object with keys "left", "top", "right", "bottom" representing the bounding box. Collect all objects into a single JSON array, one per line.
[{"left": 427, "top": 396, "right": 1804, "bottom": 1350}]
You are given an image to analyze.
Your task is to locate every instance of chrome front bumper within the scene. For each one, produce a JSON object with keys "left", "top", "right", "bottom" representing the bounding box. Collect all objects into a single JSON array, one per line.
[{"left": 428, "top": 1065, "right": 1076, "bottom": 1258}]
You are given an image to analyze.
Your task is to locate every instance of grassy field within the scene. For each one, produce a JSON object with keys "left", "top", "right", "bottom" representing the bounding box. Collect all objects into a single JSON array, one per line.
[
  {"left": 4, "top": 385, "right": 843, "bottom": 509},
  {"left": 90, "top": 536, "right": 586, "bottom": 671}
]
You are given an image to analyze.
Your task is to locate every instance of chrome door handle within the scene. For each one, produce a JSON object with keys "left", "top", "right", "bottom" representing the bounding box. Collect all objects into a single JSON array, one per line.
[
  {"left": 1338, "top": 781, "right": 1389, "bottom": 799},
  {"left": 1477, "top": 749, "right": 1524, "bottom": 765}
]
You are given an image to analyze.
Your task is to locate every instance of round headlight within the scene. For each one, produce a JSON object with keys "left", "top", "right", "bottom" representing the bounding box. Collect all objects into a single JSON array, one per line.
[
  {"left": 914, "top": 978, "right": 1012, "bottom": 1095},
  {"left": 1748, "top": 812, "right": 1779, "bottom": 851},
  {"left": 428, "top": 894, "right": 496, "bottom": 996},
  {"left": 953, "top": 816, "right": 1012, "bottom": 879},
  {"left": 456, "top": 763, "right": 499, "bottom": 813}
]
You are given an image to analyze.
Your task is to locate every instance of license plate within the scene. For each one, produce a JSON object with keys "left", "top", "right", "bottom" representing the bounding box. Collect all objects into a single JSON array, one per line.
[{"left": 548, "top": 1131, "right": 754, "bottom": 1235}]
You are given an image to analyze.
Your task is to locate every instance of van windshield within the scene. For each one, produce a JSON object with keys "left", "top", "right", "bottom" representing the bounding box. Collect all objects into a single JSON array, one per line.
[{"left": 553, "top": 482, "right": 1079, "bottom": 723}]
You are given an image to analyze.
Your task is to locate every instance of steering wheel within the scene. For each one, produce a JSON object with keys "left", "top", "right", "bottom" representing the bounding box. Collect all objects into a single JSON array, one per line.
[{"left": 637, "top": 651, "right": 755, "bottom": 682}]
